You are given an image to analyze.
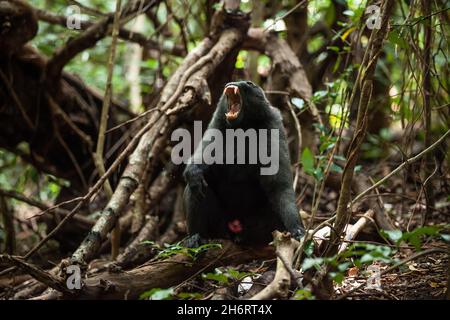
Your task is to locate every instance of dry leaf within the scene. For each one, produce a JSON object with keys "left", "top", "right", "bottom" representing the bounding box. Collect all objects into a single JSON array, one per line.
[{"left": 348, "top": 267, "right": 359, "bottom": 277}]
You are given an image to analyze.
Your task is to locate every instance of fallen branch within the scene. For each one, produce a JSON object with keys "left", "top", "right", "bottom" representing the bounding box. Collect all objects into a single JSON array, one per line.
[
  {"left": 113, "top": 216, "right": 159, "bottom": 269},
  {"left": 0, "top": 255, "right": 71, "bottom": 296},
  {"left": 338, "top": 210, "right": 374, "bottom": 253},
  {"left": 50, "top": 241, "right": 273, "bottom": 300},
  {"left": 250, "top": 231, "right": 299, "bottom": 300}
]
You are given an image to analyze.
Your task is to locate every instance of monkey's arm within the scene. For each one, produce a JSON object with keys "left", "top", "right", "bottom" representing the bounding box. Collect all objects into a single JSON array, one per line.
[
  {"left": 183, "top": 98, "right": 227, "bottom": 197},
  {"left": 182, "top": 100, "right": 228, "bottom": 247}
]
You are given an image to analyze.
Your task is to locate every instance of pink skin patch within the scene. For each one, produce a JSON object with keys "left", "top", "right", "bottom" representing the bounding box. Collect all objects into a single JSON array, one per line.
[{"left": 228, "top": 219, "right": 243, "bottom": 234}]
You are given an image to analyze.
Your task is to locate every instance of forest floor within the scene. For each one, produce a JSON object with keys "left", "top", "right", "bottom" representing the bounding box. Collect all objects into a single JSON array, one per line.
[
  {"left": 1, "top": 160, "right": 448, "bottom": 300},
  {"left": 316, "top": 160, "right": 449, "bottom": 300},
  {"left": 336, "top": 249, "right": 448, "bottom": 300}
]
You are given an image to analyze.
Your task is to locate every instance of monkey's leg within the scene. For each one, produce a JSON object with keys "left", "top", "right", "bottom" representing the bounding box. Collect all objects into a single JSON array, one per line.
[
  {"left": 259, "top": 176, "right": 305, "bottom": 240},
  {"left": 183, "top": 185, "right": 227, "bottom": 247}
]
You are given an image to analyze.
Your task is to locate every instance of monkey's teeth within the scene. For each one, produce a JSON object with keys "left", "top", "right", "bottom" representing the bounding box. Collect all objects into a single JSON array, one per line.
[
  {"left": 234, "top": 87, "right": 238, "bottom": 94},
  {"left": 225, "top": 111, "right": 239, "bottom": 120}
]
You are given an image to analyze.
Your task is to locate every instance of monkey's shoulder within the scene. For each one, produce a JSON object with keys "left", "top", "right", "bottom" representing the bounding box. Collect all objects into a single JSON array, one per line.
[
  {"left": 268, "top": 105, "right": 282, "bottom": 120},
  {"left": 265, "top": 105, "right": 285, "bottom": 129}
]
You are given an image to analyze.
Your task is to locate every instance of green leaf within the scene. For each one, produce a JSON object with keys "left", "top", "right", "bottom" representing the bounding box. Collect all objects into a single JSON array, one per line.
[
  {"left": 302, "top": 257, "right": 324, "bottom": 271},
  {"left": 319, "top": 141, "right": 335, "bottom": 153},
  {"left": 294, "top": 289, "right": 315, "bottom": 300},
  {"left": 343, "top": 10, "right": 354, "bottom": 17},
  {"left": 235, "top": 59, "right": 245, "bottom": 69},
  {"left": 312, "top": 90, "right": 328, "bottom": 102},
  {"left": 144, "top": 58, "right": 158, "bottom": 69},
  {"left": 139, "top": 287, "right": 174, "bottom": 300},
  {"left": 226, "top": 268, "right": 252, "bottom": 281},
  {"left": 301, "top": 148, "right": 315, "bottom": 174},
  {"left": 332, "top": 54, "right": 342, "bottom": 73},
  {"left": 188, "top": 243, "right": 222, "bottom": 259},
  {"left": 313, "top": 167, "right": 324, "bottom": 181},
  {"left": 202, "top": 269, "right": 230, "bottom": 285},
  {"left": 330, "top": 272, "right": 345, "bottom": 283},
  {"left": 388, "top": 30, "right": 407, "bottom": 49},
  {"left": 401, "top": 226, "right": 441, "bottom": 250},
  {"left": 337, "top": 262, "right": 351, "bottom": 272},
  {"left": 303, "top": 240, "right": 315, "bottom": 257},
  {"left": 235, "top": 50, "right": 247, "bottom": 69},
  {"left": 155, "top": 242, "right": 221, "bottom": 260},
  {"left": 177, "top": 292, "right": 203, "bottom": 300},
  {"left": 330, "top": 163, "right": 343, "bottom": 173},
  {"left": 382, "top": 229, "right": 403, "bottom": 242},
  {"left": 333, "top": 155, "right": 346, "bottom": 161},
  {"left": 258, "top": 55, "right": 271, "bottom": 68},
  {"left": 327, "top": 46, "right": 340, "bottom": 52}
]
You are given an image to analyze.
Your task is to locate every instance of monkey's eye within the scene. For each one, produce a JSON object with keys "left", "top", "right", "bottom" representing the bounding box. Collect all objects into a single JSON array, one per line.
[{"left": 246, "top": 81, "right": 256, "bottom": 87}]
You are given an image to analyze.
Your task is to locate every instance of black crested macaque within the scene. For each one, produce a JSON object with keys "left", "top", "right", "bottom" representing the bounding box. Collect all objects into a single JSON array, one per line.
[{"left": 183, "top": 81, "right": 304, "bottom": 246}]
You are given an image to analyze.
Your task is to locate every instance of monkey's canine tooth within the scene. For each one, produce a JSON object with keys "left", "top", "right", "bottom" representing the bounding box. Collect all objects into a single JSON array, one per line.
[{"left": 224, "top": 85, "right": 239, "bottom": 95}]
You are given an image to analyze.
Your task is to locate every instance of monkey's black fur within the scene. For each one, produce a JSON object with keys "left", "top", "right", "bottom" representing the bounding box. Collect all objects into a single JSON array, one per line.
[{"left": 183, "top": 81, "right": 304, "bottom": 246}]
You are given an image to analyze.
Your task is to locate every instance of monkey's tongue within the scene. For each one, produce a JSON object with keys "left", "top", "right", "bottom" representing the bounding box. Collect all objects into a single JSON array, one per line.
[{"left": 226, "top": 103, "right": 240, "bottom": 120}]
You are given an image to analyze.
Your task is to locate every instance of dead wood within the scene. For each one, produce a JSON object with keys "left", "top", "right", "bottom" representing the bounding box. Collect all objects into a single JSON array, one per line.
[
  {"left": 338, "top": 209, "right": 374, "bottom": 253},
  {"left": 250, "top": 231, "right": 299, "bottom": 300}
]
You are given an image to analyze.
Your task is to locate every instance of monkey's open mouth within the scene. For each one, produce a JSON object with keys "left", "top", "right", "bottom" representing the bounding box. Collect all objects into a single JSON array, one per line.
[{"left": 224, "top": 85, "right": 241, "bottom": 121}]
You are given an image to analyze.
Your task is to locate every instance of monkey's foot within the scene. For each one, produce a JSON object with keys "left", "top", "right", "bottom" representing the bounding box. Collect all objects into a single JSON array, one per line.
[
  {"left": 290, "top": 228, "right": 305, "bottom": 242},
  {"left": 181, "top": 233, "right": 207, "bottom": 248}
]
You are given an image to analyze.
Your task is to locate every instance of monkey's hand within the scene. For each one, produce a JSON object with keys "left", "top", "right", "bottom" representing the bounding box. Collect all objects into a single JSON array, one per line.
[
  {"left": 184, "top": 166, "right": 208, "bottom": 200},
  {"left": 181, "top": 233, "right": 207, "bottom": 248}
]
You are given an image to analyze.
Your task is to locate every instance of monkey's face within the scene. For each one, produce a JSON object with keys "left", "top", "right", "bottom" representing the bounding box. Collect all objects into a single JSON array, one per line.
[{"left": 223, "top": 81, "right": 267, "bottom": 125}]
